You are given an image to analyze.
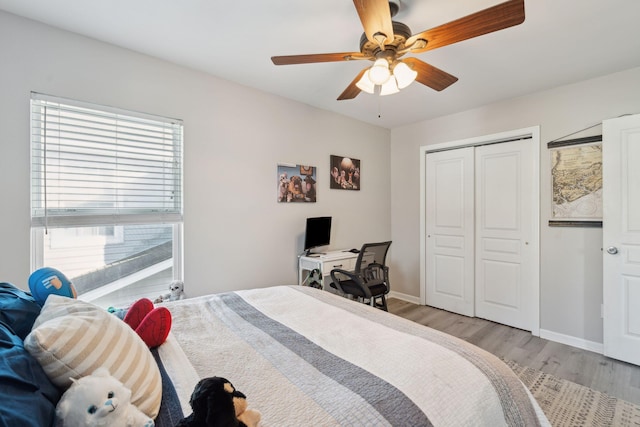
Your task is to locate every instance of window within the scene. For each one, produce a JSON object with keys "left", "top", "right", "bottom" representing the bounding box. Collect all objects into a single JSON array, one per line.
[
  {"left": 48, "top": 226, "right": 124, "bottom": 249},
  {"left": 30, "top": 93, "right": 183, "bottom": 307}
]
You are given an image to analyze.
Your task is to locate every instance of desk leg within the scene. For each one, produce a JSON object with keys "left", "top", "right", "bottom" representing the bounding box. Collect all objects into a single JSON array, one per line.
[
  {"left": 298, "top": 265, "right": 314, "bottom": 287},
  {"left": 298, "top": 257, "right": 325, "bottom": 289},
  {"left": 299, "top": 268, "right": 312, "bottom": 286},
  {"left": 323, "top": 275, "right": 339, "bottom": 292}
]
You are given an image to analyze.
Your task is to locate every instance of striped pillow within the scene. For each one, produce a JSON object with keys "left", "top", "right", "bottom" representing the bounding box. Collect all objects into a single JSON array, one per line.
[{"left": 24, "top": 295, "right": 162, "bottom": 418}]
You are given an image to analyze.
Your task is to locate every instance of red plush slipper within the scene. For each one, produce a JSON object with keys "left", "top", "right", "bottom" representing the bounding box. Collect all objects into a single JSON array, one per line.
[
  {"left": 123, "top": 298, "right": 154, "bottom": 330},
  {"left": 135, "top": 307, "right": 172, "bottom": 348}
]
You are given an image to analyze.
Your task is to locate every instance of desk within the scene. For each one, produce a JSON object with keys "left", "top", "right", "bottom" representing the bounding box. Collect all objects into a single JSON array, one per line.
[
  {"left": 298, "top": 251, "right": 357, "bottom": 289},
  {"left": 298, "top": 250, "right": 373, "bottom": 290}
]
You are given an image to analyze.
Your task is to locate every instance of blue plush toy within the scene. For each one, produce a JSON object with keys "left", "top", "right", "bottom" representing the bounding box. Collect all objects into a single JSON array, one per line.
[{"left": 28, "top": 267, "right": 77, "bottom": 307}]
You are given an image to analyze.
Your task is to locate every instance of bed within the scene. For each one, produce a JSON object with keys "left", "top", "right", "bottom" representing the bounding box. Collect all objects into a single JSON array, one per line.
[{"left": 154, "top": 285, "right": 550, "bottom": 426}]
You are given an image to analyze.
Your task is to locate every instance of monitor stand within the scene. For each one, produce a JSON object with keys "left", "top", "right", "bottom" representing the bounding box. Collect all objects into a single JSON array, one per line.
[{"left": 305, "top": 250, "right": 325, "bottom": 257}]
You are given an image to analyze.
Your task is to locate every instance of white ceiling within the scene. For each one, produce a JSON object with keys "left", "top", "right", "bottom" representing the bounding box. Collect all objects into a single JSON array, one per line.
[{"left": 2, "top": 0, "right": 640, "bottom": 129}]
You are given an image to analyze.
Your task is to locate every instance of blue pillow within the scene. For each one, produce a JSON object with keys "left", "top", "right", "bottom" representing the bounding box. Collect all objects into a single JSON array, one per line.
[
  {"left": 0, "top": 282, "right": 42, "bottom": 340},
  {"left": 0, "top": 321, "right": 60, "bottom": 427}
]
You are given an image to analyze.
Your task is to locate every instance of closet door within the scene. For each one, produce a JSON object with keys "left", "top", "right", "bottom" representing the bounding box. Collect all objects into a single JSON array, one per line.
[
  {"left": 474, "top": 140, "right": 534, "bottom": 330},
  {"left": 603, "top": 113, "right": 640, "bottom": 365},
  {"left": 425, "top": 147, "right": 475, "bottom": 317}
]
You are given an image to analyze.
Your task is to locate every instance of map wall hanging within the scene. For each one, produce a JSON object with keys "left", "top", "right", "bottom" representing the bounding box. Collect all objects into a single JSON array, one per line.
[{"left": 548, "top": 135, "right": 602, "bottom": 227}]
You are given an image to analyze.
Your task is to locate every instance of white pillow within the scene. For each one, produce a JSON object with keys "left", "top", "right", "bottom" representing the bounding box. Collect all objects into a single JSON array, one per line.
[{"left": 24, "top": 295, "right": 162, "bottom": 418}]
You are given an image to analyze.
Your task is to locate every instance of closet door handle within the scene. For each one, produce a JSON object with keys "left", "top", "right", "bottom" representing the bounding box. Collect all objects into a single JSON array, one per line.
[{"left": 607, "top": 246, "right": 619, "bottom": 255}]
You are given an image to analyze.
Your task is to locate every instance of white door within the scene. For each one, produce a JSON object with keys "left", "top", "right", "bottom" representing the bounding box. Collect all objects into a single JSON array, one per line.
[
  {"left": 603, "top": 113, "right": 640, "bottom": 365},
  {"left": 425, "top": 147, "right": 475, "bottom": 316},
  {"left": 474, "top": 140, "right": 535, "bottom": 330}
]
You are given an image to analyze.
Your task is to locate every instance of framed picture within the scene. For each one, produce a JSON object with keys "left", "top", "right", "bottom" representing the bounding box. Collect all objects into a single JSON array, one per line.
[
  {"left": 277, "top": 163, "right": 316, "bottom": 203},
  {"left": 548, "top": 135, "right": 602, "bottom": 227},
  {"left": 330, "top": 155, "right": 360, "bottom": 191}
]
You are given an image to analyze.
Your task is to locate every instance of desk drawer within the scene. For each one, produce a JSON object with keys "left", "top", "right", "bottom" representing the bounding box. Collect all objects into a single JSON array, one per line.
[{"left": 323, "top": 258, "right": 354, "bottom": 272}]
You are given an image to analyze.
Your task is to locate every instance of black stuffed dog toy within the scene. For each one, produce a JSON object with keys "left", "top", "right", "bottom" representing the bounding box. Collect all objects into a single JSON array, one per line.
[{"left": 176, "top": 377, "right": 261, "bottom": 427}]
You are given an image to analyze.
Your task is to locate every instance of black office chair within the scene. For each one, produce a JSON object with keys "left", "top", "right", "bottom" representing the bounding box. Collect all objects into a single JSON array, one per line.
[{"left": 330, "top": 241, "right": 392, "bottom": 311}]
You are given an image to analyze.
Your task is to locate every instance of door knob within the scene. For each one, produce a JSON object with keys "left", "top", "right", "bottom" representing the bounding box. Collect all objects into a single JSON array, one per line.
[{"left": 607, "top": 246, "right": 619, "bottom": 255}]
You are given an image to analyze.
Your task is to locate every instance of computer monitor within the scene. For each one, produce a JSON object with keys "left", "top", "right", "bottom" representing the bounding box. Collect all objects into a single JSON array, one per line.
[{"left": 303, "top": 216, "right": 331, "bottom": 255}]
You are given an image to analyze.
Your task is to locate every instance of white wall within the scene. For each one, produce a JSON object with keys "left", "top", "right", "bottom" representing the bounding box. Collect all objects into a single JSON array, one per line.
[
  {"left": 391, "top": 66, "right": 640, "bottom": 345},
  {"left": 0, "top": 11, "right": 391, "bottom": 296}
]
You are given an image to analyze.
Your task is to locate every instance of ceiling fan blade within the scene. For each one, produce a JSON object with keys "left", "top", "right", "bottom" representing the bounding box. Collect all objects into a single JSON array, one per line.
[
  {"left": 403, "top": 57, "right": 458, "bottom": 91},
  {"left": 353, "top": 0, "right": 394, "bottom": 45},
  {"left": 406, "top": 0, "right": 525, "bottom": 54},
  {"left": 272, "top": 52, "right": 367, "bottom": 65},
  {"left": 337, "top": 68, "right": 368, "bottom": 100}
]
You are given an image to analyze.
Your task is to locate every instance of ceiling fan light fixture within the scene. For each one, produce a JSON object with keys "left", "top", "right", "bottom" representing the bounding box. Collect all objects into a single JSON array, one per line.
[
  {"left": 379, "top": 76, "right": 399, "bottom": 96},
  {"left": 355, "top": 72, "right": 375, "bottom": 94},
  {"left": 368, "top": 58, "right": 391, "bottom": 85},
  {"left": 393, "top": 61, "right": 418, "bottom": 89}
]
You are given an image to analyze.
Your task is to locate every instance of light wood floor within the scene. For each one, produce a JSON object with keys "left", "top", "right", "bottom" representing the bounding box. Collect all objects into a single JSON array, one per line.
[{"left": 387, "top": 298, "right": 640, "bottom": 406}]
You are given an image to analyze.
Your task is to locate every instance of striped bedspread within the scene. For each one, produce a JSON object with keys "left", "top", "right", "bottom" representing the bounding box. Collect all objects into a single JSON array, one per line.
[{"left": 156, "top": 285, "right": 549, "bottom": 426}]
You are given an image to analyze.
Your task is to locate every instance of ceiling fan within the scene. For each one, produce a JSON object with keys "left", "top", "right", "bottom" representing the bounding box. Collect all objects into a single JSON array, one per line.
[{"left": 271, "top": 0, "right": 525, "bottom": 100}]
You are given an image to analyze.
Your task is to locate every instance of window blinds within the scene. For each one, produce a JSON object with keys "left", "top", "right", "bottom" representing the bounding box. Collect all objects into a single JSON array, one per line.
[{"left": 31, "top": 93, "right": 183, "bottom": 228}]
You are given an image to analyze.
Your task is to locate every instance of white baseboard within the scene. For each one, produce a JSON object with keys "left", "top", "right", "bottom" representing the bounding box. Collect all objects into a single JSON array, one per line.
[
  {"left": 539, "top": 329, "right": 604, "bottom": 354},
  {"left": 385, "top": 294, "right": 605, "bottom": 355},
  {"left": 388, "top": 290, "right": 421, "bottom": 305}
]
